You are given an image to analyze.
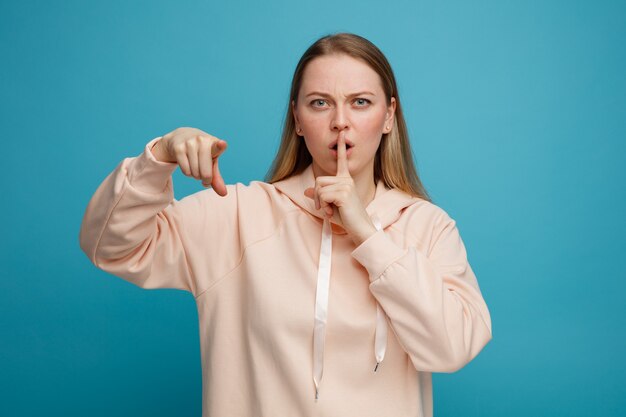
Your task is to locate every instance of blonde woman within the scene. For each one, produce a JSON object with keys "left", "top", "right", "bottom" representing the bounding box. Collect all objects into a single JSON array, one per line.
[{"left": 80, "top": 32, "right": 492, "bottom": 417}]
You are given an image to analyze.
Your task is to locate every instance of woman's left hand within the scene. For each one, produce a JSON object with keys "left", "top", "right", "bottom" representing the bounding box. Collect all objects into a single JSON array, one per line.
[{"left": 304, "top": 131, "right": 377, "bottom": 246}]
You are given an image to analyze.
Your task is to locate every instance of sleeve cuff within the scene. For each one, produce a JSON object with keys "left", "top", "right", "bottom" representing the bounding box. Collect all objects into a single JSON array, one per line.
[
  {"left": 351, "top": 229, "right": 407, "bottom": 282},
  {"left": 127, "top": 137, "right": 179, "bottom": 194}
]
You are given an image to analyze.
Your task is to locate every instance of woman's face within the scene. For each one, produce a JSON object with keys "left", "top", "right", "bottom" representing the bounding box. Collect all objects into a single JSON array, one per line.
[{"left": 293, "top": 53, "right": 396, "bottom": 180}]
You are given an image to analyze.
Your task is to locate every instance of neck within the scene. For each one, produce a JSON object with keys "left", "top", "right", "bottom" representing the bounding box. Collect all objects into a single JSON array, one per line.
[{"left": 352, "top": 167, "right": 377, "bottom": 207}]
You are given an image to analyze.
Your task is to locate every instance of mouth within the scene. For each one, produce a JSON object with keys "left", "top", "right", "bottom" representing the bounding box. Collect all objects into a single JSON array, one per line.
[{"left": 329, "top": 139, "right": 355, "bottom": 150}]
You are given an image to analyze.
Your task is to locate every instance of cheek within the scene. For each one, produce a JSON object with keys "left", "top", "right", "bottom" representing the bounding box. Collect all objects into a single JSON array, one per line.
[
  {"left": 300, "top": 112, "right": 326, "bottom": 129},
  {"left": 300, "top": 115, "right": 328, "bottom": 148},
  {"left": 355, "top": 111, "right": 386, "bottom": 134}
]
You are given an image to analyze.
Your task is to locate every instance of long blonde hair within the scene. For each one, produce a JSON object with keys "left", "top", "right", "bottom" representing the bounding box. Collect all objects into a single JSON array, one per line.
[{"left": 265, "top": 32, "right": 431, "bottom": 201}]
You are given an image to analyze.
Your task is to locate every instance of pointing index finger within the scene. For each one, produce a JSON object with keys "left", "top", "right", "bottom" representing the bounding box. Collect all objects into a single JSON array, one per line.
[{"left": 336, "top": 130, "right": 350, "bottom": 177}]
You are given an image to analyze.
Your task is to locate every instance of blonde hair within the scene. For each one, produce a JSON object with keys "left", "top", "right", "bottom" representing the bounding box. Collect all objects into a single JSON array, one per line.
[{"left": 265, "top": 32, "right": 431, "bottom": 202}]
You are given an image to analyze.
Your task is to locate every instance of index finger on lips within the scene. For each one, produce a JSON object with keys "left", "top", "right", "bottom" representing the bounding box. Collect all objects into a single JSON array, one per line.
[{"left": 336, "top": 130, "right": 350, "bottom": 177}]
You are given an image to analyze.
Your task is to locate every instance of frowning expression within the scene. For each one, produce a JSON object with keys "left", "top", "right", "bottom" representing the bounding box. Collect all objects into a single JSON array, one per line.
[{"left": 292, "top": 53, "right": 396, "bottom": 179}]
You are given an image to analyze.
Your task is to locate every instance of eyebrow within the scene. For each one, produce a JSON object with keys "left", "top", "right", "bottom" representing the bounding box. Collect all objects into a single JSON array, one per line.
[{"left": 304, "top": 91, "right": 376, "bottom": 98}]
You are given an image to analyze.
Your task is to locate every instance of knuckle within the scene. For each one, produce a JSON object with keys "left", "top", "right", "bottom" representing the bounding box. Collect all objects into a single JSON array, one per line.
[{"left": 173, "top": 143, "right": 186, "bottom": 154}]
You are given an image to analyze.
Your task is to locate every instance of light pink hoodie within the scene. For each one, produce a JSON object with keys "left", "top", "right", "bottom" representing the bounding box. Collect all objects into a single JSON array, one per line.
[{"left": 79, "top": 137, "right": 492, "bottom": 417}]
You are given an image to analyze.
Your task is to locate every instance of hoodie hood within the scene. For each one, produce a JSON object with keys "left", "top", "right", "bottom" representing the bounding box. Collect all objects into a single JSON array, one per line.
[{"left": 273, "top": 164, "right": 419, "bottom": 400}]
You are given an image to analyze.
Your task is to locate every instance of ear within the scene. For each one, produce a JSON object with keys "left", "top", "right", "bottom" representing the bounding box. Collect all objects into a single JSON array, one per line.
[
  {"left": 384, "top": 97, "right": 396, "bottom": 133},
  {"left": 292, "top": 100, "right": 304, "bottom": 136},
  {"left": 292, "top": 100, "right": 300, "bottom": 126}
]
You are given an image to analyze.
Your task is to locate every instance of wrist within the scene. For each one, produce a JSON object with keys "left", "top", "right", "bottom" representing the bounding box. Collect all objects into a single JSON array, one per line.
[
  {"left": 151, "top": 139, "right": 175, "bottom": 163},
  {"left": 351, "top": 222, "right": 377, "bottom": 247}
]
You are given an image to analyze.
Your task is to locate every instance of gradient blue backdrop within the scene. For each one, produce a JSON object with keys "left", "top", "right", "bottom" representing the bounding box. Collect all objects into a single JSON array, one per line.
[{"left": 1, "top": 0, "right": 624, "bottom": 416}]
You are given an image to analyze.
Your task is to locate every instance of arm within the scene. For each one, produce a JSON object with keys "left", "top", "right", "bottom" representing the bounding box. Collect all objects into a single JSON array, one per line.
[
  {"left": 78, "top": 137, "right": 240, "bottom": 296},
  {"left": 351, "top": 210, "right": 492, "bottom": 372}
]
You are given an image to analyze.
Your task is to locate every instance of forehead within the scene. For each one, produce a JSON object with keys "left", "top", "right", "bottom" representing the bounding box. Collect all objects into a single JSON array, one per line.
[{"left": 300, "top": 54, "right": 384, "bottom": 94}]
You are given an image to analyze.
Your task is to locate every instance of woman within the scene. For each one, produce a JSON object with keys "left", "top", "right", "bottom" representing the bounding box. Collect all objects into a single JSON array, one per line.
[{"left": 79, "top": 32, "right": 492, "bottom": 417}]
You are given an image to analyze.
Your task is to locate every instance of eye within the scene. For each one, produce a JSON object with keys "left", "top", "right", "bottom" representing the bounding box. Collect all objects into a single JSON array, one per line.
[
  {"left": 354, "top": 98, "right": 371, "bottom": 107},
  {"left": 310, "top": 99, "right": 328, "bottom": 108}
]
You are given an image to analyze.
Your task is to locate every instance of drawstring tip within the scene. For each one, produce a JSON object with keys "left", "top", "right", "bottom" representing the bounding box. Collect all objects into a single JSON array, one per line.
[
  {"left": 315, "top": 388, "right": 319, "bottom": 401},
  {"left": 374, "top": 362, "right": 380, "bottom": 372}
]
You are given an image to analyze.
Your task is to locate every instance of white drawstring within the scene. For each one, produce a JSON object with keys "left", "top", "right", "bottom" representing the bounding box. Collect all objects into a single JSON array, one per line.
[
  {"left": 313, "top": 217, "right": 332, "bottom": 401},
  {"left": 312, "top": 215, "right": 388, "bottom": 401},
  {"left": 371, "top": 215, "right": 388, "bottom": 372}
]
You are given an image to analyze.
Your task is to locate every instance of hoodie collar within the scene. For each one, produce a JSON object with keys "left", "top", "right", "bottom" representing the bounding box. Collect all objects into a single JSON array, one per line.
[{"left": 273, "top": 163, "right": 418, "bottom": 231}]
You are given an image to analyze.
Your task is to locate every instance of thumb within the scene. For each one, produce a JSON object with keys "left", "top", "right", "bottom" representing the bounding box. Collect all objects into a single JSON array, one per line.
[
  {"left": 211, "top": 139, "right": 228, "bottom": 158},
  {"left": 304, "top": 187, "right": 322, "bottom": 210}
]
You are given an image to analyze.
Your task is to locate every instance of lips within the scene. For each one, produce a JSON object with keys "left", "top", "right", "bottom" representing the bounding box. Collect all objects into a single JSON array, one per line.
[{"left": 328, "top": 139, "right": 355, "bottom": 150}]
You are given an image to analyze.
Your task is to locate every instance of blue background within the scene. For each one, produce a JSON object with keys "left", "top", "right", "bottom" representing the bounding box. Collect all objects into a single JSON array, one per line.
[{"left": 1, "top": 0, "right": 624, "bottom": 416}]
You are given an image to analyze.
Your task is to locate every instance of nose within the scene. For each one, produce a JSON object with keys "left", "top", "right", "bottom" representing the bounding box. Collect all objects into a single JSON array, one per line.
[{"left": 330, "top": 106, "right": 349, "bottom": 132}]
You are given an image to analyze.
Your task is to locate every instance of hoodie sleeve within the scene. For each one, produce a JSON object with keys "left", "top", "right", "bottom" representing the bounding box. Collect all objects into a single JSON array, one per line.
[
  {"left": 350, "top": 209, "right": 492, "bottom": 373},
  {"left": 78, "top": 137, "right": 241, "bottom": 297}
]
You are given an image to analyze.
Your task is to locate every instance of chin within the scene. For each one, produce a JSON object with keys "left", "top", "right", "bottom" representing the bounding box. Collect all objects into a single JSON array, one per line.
[{"left": 312, "top": 160, "right": 336, "bottom": 177}]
